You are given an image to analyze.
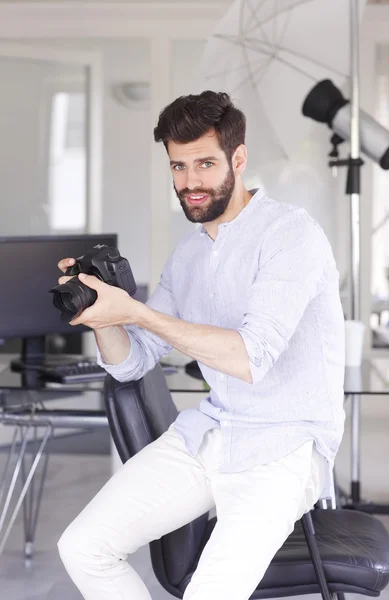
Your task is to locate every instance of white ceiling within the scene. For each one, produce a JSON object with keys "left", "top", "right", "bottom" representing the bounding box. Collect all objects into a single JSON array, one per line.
[
  {"left": 0, "top": 0, "right": 383, "bottom": 4},
  {"left": 0, "top": 0, "right": 232, "bottom": 3}
]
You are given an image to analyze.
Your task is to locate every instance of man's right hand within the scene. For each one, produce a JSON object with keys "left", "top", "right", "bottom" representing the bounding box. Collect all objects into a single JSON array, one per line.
[{"left": 57, "top": 257, "right": 76, "bottom": 285}]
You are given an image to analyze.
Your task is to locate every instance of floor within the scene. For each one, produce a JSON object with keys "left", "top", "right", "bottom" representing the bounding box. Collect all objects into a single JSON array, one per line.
[{"left": 0, "top": 396, "right": 388, "bottom": 599}]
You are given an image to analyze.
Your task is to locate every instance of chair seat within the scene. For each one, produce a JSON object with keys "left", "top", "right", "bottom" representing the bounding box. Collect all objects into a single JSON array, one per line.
[{"left": 179, "top": 510, "right": 389, "bottom": 598}]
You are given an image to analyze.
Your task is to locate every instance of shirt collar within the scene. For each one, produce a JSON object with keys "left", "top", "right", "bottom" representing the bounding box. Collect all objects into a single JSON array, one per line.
[{"left": 199, "top": 187, "right": 264, "bottom": 237}]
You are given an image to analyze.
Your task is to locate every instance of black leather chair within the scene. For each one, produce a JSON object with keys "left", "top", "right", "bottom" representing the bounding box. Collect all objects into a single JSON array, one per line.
[{"left": 104, "top": 365, "right": 389, "bottom": 600}]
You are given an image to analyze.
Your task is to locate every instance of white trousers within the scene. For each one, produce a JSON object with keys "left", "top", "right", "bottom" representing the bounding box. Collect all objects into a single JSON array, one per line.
[{"left": 58, "top": 424, "right": 325, "bottom": 600}]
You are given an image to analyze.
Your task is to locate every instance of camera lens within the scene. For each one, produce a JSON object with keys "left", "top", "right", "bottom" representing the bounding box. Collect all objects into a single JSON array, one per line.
[
  {"left": 61, "top": 293, "right": 76, "bottom": 313},
  {"left": 50, "top": 278, "right": 97, "bottom": 321}
]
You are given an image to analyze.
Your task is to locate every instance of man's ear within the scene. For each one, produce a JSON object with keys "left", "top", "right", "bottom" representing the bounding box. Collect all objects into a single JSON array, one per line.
[{"left": 232, "top": 144, "right": 248, "bottom": 175}]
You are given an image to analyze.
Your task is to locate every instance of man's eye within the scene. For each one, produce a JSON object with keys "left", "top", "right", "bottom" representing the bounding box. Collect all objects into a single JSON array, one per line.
[
  {"left": 201, "top": 162, "right": 214, "bottom": 168},
  {"left": 173, "top": 164, "right": 185, "bottom": 171}
]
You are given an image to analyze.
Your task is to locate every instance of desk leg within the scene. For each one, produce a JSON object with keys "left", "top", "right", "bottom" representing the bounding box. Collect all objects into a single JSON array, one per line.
[
  {"left": 341, "top": 394, "right": 389, "bottom": 515},
  {"left": 351, "top": 394, "right": 361, "bottom": 503},
  {"left": 0, "top": 423, "right": 53, "bottom": 560},
  {"left": 336, "top": 394, "right": 362, "bottom": 507},
  {"left": 21, "top": 427, "right": 51, "bottom": 561},
  {"left": 0, "top": 428, "right": 19, "bottom": 519}
]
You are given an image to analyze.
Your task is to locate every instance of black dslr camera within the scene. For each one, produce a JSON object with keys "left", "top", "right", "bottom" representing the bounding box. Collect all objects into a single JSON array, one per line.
[{"left": 50, "top": 244, "right": 137, "bottom": 322}]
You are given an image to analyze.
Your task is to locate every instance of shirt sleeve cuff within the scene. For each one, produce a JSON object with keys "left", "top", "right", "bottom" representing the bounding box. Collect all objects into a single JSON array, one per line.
[
  {"left": 96, "top": 328, "right": 144, "bottom": 382},
  {"left": 237, "top": 328, "right": 267, "bottom": 384}
]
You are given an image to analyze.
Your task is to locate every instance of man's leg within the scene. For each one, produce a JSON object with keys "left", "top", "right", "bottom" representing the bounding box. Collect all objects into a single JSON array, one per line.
[
  {"left": 58, "top": 424, "right": 215, "bottom": 600},
  {"left": 183, "top": 440, "right": 325, "bottom": 600}
]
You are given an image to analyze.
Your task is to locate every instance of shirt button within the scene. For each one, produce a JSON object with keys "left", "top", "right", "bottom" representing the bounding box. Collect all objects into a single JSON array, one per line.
[
  {"left": 210, "top": 292, "right": 214, "bottom": 298},
  {"left": 220, "top": 373, "right": 225, "bottom": 380},
  {"left": 213, "top": 249, "right": 218, "bottom": 256}
]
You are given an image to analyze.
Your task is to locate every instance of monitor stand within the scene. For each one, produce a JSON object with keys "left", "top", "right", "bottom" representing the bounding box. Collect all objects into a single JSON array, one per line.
[
  {"left": 9, "top": 336, "right": 87, "bottom": 389},
  {"left": 10, "top": 336, "right": 46, "bottom": 388}
]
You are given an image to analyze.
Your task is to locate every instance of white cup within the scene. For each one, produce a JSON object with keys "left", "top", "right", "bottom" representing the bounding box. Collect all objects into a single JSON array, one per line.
[{"left": 345, "top": 320, "right": 366, "bottom": 367}]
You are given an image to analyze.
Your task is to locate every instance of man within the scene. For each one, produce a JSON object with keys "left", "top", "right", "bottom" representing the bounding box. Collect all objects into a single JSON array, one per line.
[{"left": 58, "top": 90, "right": 345, "bottom": 600}]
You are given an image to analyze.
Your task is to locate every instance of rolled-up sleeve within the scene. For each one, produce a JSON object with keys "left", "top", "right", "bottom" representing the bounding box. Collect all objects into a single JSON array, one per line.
[
  {"left": 96, "top": 252, "right": 178, "bottom": 382},
  {"left": 237, "top": 212, "right": 330, "bottom": 384}
]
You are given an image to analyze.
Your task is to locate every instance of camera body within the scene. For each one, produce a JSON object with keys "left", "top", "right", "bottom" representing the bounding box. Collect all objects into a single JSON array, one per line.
[{"left": 50, "top": 244, "right": 137, "bottom": 321}]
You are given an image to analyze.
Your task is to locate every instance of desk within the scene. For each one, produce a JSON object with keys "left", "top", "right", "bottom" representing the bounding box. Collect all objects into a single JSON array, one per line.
[
  {"left": 1, "top": 355, "right": 387, "bottom": 393},
  {"left": 0, "top": 357, "right": 207, "bottom": 394},
  {"left": 345, "top": 358, "right": 389, "bottom": 394},
  {"left": 1, "top": 355, "right": 388, "bottom": 561}
]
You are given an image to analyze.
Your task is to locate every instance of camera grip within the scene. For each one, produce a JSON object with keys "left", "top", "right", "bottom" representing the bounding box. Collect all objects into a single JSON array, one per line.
[{"left": 119, "top": 268, "right": 137, "bottom": 296}]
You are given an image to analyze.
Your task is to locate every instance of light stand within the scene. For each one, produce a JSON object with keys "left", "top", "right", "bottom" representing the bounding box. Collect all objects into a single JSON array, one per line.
[{"left": 330, "top": 0, "right": 363, "bottom": 506}]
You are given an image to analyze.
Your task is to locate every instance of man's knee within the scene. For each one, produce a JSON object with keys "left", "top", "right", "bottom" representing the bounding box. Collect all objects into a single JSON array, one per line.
[
  {"left": 57, "top": 519, "right": 108, "bottom": 573},
  {"left": 58, "top": 517, "right": 131, "bottom": 574},
  {"left": 58, "top": 521, "right": 85, "bottom": 570}
]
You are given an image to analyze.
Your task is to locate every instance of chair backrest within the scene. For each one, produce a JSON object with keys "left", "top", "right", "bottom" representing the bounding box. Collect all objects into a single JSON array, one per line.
[{"left": 104, "top": 365, "right": 210, "bottom": 591}]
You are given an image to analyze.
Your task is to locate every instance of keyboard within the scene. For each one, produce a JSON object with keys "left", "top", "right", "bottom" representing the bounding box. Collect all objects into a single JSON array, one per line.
[
  {"left": 38, "top": 360, "right": 106, "bottom": 384},
  {"left": 38, "top": 359, "right": 203, "bottom": 384}
]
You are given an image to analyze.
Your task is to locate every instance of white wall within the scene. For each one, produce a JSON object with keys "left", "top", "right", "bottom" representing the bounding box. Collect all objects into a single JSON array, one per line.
[
  {"left": 0, "top": 59, "right": 51, "bottom": 235},
  {"left": 0, "top": 40, "right": 152, "bottom": 285},
  {"left": 50, "top": 38, "right": 152, "bottom": 285},
  {"left": 97, "top": 39, "right": 151, "bottom": 286}
]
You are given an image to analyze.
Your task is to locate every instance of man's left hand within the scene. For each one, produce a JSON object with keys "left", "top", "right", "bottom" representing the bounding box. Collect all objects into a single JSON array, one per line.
[{"left": 69, "top": 273, "right": 143, "bottom": 329}]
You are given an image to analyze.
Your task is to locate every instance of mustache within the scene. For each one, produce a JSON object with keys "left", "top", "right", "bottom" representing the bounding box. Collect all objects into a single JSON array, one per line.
[{"left": 178, "top": 188, "right": 214, "bottom": 199}]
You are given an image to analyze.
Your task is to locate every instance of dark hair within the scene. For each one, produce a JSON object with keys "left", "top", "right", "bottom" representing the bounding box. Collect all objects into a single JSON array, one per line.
[{"left": 153, "top": 90, "right": 246, "bottom": 162}]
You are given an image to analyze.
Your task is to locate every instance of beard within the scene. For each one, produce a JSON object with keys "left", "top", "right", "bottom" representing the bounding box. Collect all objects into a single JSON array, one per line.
[{"left": 174, "top": 166, "right": 235, "bottom": 224}]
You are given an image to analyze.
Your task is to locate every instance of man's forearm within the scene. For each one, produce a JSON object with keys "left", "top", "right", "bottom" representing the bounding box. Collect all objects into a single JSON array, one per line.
[
  {"left": 136, "top": 306, "right": 252, "bottom": 383},
  {"left": 94, "top": 326, "right": 131, "bottom": 365}
]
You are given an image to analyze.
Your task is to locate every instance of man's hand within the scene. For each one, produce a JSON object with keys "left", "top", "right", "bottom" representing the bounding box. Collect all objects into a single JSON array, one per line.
[
  {"left": 58, "top": 257, "right": 76, "bottom": 274},
  {"left": 69, "top": 274, "right": 144, "bottom": 330},
  {"left": 57, "top": 257, "right": 76, "bottom": 286}
]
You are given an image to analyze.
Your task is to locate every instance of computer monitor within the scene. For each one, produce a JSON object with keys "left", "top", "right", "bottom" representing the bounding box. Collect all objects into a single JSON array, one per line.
[{"left": 0, "top": 234, "right": 118, "bottom": 371}]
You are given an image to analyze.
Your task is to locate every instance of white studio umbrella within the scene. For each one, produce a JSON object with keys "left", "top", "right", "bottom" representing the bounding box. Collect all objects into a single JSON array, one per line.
[{"left": 201, "top": 0, "right": 366, "bottom": 170}]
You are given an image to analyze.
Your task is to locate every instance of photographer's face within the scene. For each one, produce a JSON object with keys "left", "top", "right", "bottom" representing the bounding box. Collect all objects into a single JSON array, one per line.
[{"left": 168, "top": 129, "right": 236, "bottom": 224}]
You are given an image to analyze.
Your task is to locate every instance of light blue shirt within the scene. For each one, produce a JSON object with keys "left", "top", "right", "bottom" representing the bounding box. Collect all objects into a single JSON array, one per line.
[{"left": 98, "top": 188, "right": 345, "bottom": 498}]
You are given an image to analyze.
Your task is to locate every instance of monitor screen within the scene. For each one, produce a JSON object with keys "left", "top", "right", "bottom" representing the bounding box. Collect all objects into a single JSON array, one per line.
[{"left": 0, "top": 234, "right": 118, "bottom": 340}]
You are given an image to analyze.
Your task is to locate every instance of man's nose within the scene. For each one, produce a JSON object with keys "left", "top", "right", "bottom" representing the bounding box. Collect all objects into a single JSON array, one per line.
[{"left": 185, "top": 168, "right": 202, "bottom": 191}]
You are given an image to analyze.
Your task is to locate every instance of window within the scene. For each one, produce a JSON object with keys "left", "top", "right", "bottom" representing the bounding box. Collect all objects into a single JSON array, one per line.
[{"left": 48, "top": 92, "right": 86, "bottom": 231}]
